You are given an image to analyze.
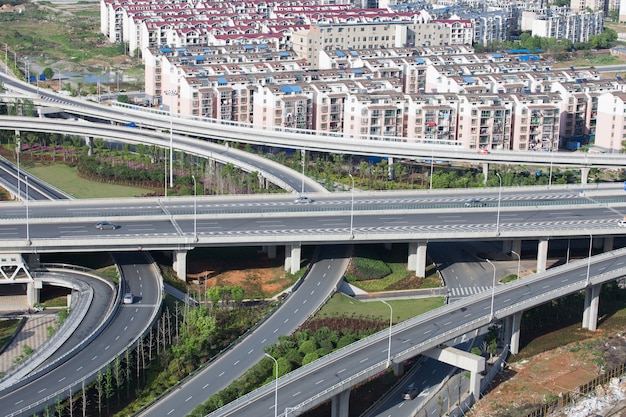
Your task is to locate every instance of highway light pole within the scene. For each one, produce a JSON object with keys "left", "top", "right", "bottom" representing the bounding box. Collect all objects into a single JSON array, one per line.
[
  {"left": 380, "top": 300, "right": 392, "bottom": 367},
  {"left": 25, "top": 175, "right": 29, "bottom": 242},
  {"left": 192, "top": 175, "right": 197, "bottom": 240},
  {"left": 486, "top": 259, "right": 496, "bottom": 320},
  {"left": 586, "top": 233, "right": 592, "bottom": 286},
  {"left": 163, "top": 89, "right": 178, "bottom": 189},
  {"left": 300, "top": 149, "right": 305, "bottom": 195},
  {"left": 510, "top": 250, "right": 521, "bottom": 279},
  {"left": 495, "top": 172, "right": 502, "bottom": 235},
  {"left": 265, "top": 353, "right": 278, "bottom": 417},
  {"left": 548, "top": 145, "right": 554, "bottom": 189},
  {"left": 16, "top": 138, "right": 20, "bottom": 200},
  {"left": 349, "top": 173, "right": 354, "bottom": 239}
]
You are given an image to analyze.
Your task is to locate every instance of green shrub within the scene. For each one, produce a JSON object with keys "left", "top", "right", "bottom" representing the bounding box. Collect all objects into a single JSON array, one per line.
[{"left": 350, "top": 257, "right": 391, "bottom": 281}]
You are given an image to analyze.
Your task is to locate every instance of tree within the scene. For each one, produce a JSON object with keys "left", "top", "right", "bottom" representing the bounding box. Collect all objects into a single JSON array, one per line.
[
  {"left": 117, "top": 94, "right": 129, "bottom": 103},
  {"left": 42, "top": 67, "right": 54, "bottom": 81}
]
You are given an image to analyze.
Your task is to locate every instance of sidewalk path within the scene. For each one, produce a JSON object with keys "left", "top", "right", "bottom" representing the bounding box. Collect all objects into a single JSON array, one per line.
[{"left": 0, "top": 314, "right": 57, "bottom": 374}]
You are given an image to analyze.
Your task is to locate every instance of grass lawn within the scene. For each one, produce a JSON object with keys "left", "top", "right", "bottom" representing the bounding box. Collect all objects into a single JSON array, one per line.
[
  {"left": 26, "top": 164, "right": 156, "bottom": 198},
  {"left": 315, "top": 293, "right": 445, "bottom": 324},
  {"left": 0, "top": 319, "right": 23, "bottom": 350}
]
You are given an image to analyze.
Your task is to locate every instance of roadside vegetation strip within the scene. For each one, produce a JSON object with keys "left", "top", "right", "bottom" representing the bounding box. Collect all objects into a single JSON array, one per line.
[{"left": 0, "top": 319, "right": 25, "bottom": 356}]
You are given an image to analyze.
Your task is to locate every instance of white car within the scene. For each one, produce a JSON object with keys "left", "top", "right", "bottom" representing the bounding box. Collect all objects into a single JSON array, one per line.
[
  {"left": 618, "top": 219, "right": 626, "bottom": 227},
  {"left": 294, "top": 195, "right": 313, "bottom": 204},
  {"left": 123, "top": 293, "right": 134, "bottom": 304}
]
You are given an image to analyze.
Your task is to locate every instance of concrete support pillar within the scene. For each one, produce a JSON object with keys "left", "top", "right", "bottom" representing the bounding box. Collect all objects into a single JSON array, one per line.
[
  {"left": 387, "top": 156, "right": 394, "bottom": 180},
  {"left": 172, "top": 250, "right": 187, "bottom": 281},
  {"left": 330, "top": 389, "right": 350, "bottom": 417},
  {"left": 24, "top": 253, "right": 40, "bottom": 268},
  {"left": 582, "top": 284, "right": 601, "bottom": 331},
  {"left": 511, "top": 240, "right": 522, "bottom": 256},
  {"left": 384, "top": 242, "right": 392, "bottom": 251},
  {"left": 482, "top": 163, "right": 489, "bottom": 184},
  {"left": 470, "top": 370, "right": 482, "bottom": 399},
  {"left": 603, "top": 236, "right": 614, "bottom": 252},
  {"left": 580, "top": 167, "right": 590, "bottom": 185},
  {"left": 393, "top": 361, "right": 404, "bottom": 376},
  {"left": 509, "top": 312, "right": 523, "bottom": 355},
  {"left": 266, "top": 245, "right": 276, "bottom": 259},
  {"left": 27, "top": 281, "right": 40, "bottom": 306},
  {"left": 85, "top": 136, "right": 94, "bottom": 156},
  {"left": 258, "top": 173, "right": 267, "bottom": 190},
  {"left": 536, "top": 239, "right": 549, "bottom": 273},
  {"left": 284, "top": 243, "right": 301, "bottom": 274},
  {"left": 407, "top": 241, "right": 427, "bottom": 278},
  {"left": 502, "top": 240, "right": 512, "bottom": 254}
]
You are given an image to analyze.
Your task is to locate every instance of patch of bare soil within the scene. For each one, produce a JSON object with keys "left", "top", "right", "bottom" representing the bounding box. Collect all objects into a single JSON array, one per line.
[
  {"left": 186, "top": 255, "right": 293, "bottom": 298},
  {"left": 469, "top": 333, "right": 626, "bottom": 417}
]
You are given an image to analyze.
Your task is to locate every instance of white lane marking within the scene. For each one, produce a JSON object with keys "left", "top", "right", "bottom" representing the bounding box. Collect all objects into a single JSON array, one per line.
[
  {"left": 186, "top": 396, "right": 193, "bottom": 402},
  {"left": 167, "top": 409, "right": 175, "bottom": 415},
  {"left": 337, "top": 368, "right": 346, "bottom": 374},
  {"left": 202, "top": 383, "right": 210, "bottom": 389},
  {"left": 219, "top": 371, "right": 225, "bottom": 377},
  {"left": 234, "top": 360, "right": 240, "bottom": 366},
  {"left": 315, "top": 380, "right": 324, "bottom": 385},
  {"left": 248, "top": 349, "right": 254, "bottom": 354}
]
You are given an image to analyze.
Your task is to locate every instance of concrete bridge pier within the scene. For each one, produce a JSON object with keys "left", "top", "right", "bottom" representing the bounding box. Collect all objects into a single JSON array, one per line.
[
  {"left": 27, "top": 280, "right": 41, "bottom": 306},
  {"left": 284, "top": 243, "right": 301, "bottom": 274},
  {"left": 503, "top": 240, "right": 522, "bottom": 261},
  {"left": 387, "top": 156, "right": 394, "bottom": 180},
  {"left": 85, "top": 136, "right": 94, "bottom": 156},
  {"left": 330, "top": 389, "right": 350, "bottom": 417},
  {"left": 407, "top": 241, "right": 427, "bottom": 278},
  {"left": 603, "top": 236, "right": 614, "bottom": 252},
  {"left": 393, "top": 361, "right": 404, "bottom": 376},
  {"left": 581, "top": 167, "right": 590, "bottom": 185},
  {"left": 262, "top": 245, "right": 277, "bottom": 259},
  {"left": 258, "top": 173, "right": 267, "bottom": 190},
  {"left": 423, "top": 345, "right": 485, "bottom": 398},
  {"left": 582, "top": 284, "right": 601, "bottom": 331},
  {"left": 504, "top": 312, "right": 523, "bottom": 354},
  {"left": 536, "top": 239, "right": 549, "bottom": 272},
  {"left": 173, "top": 250, "right": 187, "bottom": 280},
  {"left": 482, "top": 163, "right": 489, "bottom": 184}
]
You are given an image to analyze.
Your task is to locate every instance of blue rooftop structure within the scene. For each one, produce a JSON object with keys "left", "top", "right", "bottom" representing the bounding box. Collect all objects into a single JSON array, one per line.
[
  {"left": 160, "top": 48, "right": 172, "bottom": 53},
  {"left": 415, "top": 57, "right": 425, "bottom": 64},
  {"left": 463, "top": 77, "right": 474, "bottom": 84},
  {"left": 244, "top": 45, "right": 254, "bottom": 50},
  {"left": 217, "top": 77, "right": 228, "bottom": 85},
  {"left": 336, "top": 51, "right": 345, "bottom": 57},
  {"left": 351, "top": 69, "right": 363, "bottom": 74},
  {"left": 279, "top": 52, "right": 289, "bottom": 57},
  {"left": 350, "top": 51, "right": 359, "bottom": 57},
  {"left": 195, "top": 56, "right": 205, "bottom": 62}
]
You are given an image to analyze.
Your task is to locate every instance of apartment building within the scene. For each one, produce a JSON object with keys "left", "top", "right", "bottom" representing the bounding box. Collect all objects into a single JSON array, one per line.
[
  {"left": 522, "top": 7, "right": 604, "bottom": 44},
  {"left": 596, "top": 91, "right": 626, "bottom": 151}
]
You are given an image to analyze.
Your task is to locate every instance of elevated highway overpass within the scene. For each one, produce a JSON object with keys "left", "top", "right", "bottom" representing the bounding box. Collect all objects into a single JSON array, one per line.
[{"left": 1, "top": 185, "right": 625, "bottom": 279}]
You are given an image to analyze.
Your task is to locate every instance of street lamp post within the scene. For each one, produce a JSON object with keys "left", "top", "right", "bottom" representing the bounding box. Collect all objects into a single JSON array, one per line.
[
  {"left": 586, "top": 234, "right": 593, "bottom": 286},
  {"left": 25, "top": 175, "right": 30, "bottom": 242},
  {"left": 486, "top": 259, "right": 496, "bottom": 320},
  {"left": 265, "top": 353, "right": 278, "bottom": 417},
  {"left": 163, "top": 89, "right": 178, "bottom": 189},
  {"left": 380, "top": 300, "right": 392, "bottom": 367},
  {"left": 300, "top": 149, "right": 305, "bottom": 195},
  {"left": 495, "top": 172, "right": 502, "bottom": 235},
  {"left": 349, "top": 173, "right": 354, "bottom": 239},
  {"left": 510, "top": 250, "right": 521, "bottom": 279},
  {"left": 16, "top": 138, "right": 20, "bottom": 200},
  {"left": 192, "top": 175, "right": 197, "bottom": 240},
  {"left": 548, "top": 145, "right": 554, "bottom": 189}
]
